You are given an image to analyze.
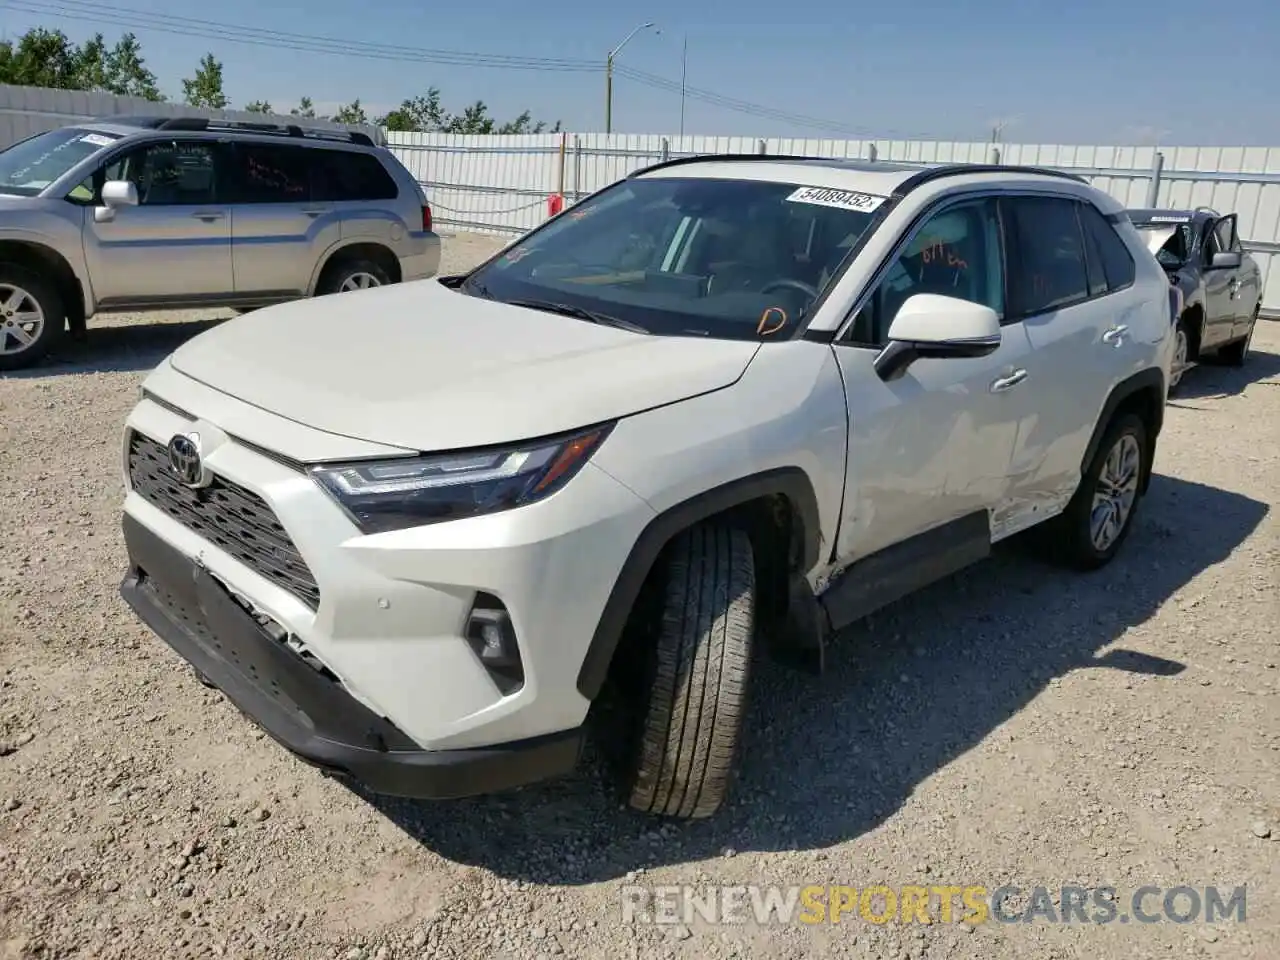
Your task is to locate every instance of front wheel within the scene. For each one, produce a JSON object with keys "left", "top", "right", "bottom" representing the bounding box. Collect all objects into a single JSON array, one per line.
[
  {"left": 1168, "top": 316, "right": 1191, "bottom": 390},
  {"left": 626, "top": 524, "right": 756, "bottom": 819},
  {"left": 0, "top": 265, "right": 63, "bottom": 371},
  {"left": 1043, "top": 413, "right": 1149, "bottom": 571}
]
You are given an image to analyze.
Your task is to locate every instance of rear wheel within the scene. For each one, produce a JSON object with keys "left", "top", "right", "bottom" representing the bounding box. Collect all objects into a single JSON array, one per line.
[
  {"left": 626, "top": 524, "right": 756, "bottom": 819},
  {"left": 0, "top": 265, "right": 63, "bottom": 371},
  {"left": 1042, "top": 412, "right": 1149, "bottom": 571},
  {"left": 317, "top": 258, "right": 390, "bottom": 296}
]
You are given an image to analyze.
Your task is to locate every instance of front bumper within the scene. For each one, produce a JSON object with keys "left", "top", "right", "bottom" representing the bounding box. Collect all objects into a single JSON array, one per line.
[{"left": 119, "top": 513, "right": 581, "bottom": 799}]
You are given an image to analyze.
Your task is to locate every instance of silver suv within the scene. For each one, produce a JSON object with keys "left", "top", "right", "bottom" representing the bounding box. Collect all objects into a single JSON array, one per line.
[{"left": 0, "top": 116, "right": 441, "bottom": 370}]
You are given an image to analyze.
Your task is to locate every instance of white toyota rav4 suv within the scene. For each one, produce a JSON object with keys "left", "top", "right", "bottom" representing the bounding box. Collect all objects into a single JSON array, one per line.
[{"left": 120, "top": 156, "right": 1177, "bottom": 819}]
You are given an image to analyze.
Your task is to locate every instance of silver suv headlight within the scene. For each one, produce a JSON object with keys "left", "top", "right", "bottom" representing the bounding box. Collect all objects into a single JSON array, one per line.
[{"left": 310, "top": 424, "right": 613, "bottom": 534}]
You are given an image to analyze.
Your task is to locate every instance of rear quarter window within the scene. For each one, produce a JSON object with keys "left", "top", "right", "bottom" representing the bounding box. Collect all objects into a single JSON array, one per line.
[{"left": 309, "top": 149, "right": 399, "bottom": 202}]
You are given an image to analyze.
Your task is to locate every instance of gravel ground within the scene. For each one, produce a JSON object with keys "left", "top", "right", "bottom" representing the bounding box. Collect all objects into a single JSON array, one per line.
[{"left": 1, "top": 231, "right": 1278, "bottom": 960}]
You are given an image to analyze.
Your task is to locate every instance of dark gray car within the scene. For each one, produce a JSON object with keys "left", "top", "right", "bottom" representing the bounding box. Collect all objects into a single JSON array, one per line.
[{"left": 1126, "top": 207, "right": 1261, "bottom": 389}]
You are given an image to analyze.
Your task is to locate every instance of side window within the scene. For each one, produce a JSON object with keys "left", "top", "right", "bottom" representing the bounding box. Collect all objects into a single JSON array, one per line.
[
  {"left": 848, "top": 198, "right": 1004, "bottom": 346},
  {"left": 1201, "top": 220, "right": 1221, "bottom": 261},
  {"left": 84, "top": 140, "right": 218, "bottom": 206},
  {"left": 1004, "top": 196, "right": 1089, "bottom": 316},
  {"left": 309, "top": 150, "right": 399, "bottom": 202},
  {"left": 1213, "top": 216, "right": 1240, "bottom": 255},
  {"left": 233, "top": 143, "right": 310, "bottom": 203},
  {"left": 1078, "top": 202, "right": 1136, "bottom": 292}
]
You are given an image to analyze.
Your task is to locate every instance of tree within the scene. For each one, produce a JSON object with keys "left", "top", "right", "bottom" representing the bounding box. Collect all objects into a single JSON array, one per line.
[
  {"left": 375, "top": 88, "right": 559, "bottom": 135},
  {"left": 243, "top": 100, "right": 273, "bottom": 114},
  {"left": 182, "top": 53, "right": 228, "bottom": 109},
  {"left": 104, "top": 33, "right": 162, "bottom": 100},
  {"left": 289, "top": 96, "right": 316, "bottom": 119},
  {"left": 330, "top": 99, "right": 367, "bottom": 125},
  {"left": 0, "top": 28, "right": 81, "bottom": 90}
]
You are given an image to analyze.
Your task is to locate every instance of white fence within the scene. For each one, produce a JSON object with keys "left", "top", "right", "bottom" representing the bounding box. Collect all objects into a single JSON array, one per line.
[
  {"left": 388, "top": 131, "right": 1280, "bottom": 318},
  {"left": 0, "top": 82, "right": 381, "bottom": 147},
  {"left": 0, "top": 82, "right": 1276, "bottom": 316}
]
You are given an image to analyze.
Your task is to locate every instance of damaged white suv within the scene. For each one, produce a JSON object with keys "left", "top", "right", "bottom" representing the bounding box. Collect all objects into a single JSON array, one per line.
[{"left": 120, "top": 156, "right": 1176, "bottom": 819}]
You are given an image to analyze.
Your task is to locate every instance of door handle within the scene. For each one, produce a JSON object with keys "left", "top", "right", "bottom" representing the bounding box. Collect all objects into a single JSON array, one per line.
[
  {"left": 1101, "top": 324, "right": 1128, "bottom": 346},
  {"left": 191, "top": 211, "right": 224, "bottom": 222},
  {"left": 990, "top": 369, "right": 1029, "bottom": 393}
]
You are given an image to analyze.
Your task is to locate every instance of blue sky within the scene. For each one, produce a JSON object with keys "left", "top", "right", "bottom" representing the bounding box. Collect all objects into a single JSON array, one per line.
[{"left": 4, "top": 0, "right": 1279, "bottom": 145}]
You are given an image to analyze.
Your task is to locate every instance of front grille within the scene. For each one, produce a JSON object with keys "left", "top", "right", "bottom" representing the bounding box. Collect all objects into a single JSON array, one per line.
[{"left": 127, "top": 431, "right": 321, "bottom": 609}]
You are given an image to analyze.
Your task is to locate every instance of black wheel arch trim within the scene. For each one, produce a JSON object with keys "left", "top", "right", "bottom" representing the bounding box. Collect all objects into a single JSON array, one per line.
[
  {"left": 575, "top": 466, "right": 822, "bottom": 700},
  {"left": 1081, "top": 367, "right": 1165, "bottom": 492}
]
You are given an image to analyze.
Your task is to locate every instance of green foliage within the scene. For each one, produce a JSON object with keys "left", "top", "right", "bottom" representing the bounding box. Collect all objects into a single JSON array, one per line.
[
  {"left": 0, "top": 26, "right": 558, "bottom": 134},
  {"left": 329, "top": 99, "right": 368, "bottom": 125},
  {"left": 0, "top": 28, "right": 163, "bottom": 100},
  {"left": 375, "top": 87, "right": 559, "bottom": 134},
  {"left": 182, "top": 53, "right": 228, "bottom": 109}
]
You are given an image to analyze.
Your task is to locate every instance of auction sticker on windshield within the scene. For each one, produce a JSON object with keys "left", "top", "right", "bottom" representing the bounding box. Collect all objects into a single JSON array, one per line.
[{"left": 786, "top": 186, "right": 886, "bottom": 212}]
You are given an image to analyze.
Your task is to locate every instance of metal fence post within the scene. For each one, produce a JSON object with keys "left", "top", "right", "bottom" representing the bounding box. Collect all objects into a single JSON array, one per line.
[
  {"left": 557, "top": 132, "right": 567, "bottom": 198},
  {"left": 758, "top": 139, "right": 767, "bottom": 155},
  {"left": 990, "top": 147, "right": 1001, "bottom": 166},
  {"left": 573, "top": 135, "right": 582, "bottom": 203},
  {"left": 661, "top": 137, "right": 670, "bottom": 162},
  {"left": 1146, "top": 151, "right": 1164, "bottom": 207},
  {"left": 868, "top": 143, "right": 878, "bottom": 163}
]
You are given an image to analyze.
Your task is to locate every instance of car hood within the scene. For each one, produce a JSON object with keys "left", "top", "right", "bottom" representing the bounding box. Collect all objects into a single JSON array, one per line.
[{"left": 168, "top": 280, "right": 761, "bottom": 454}]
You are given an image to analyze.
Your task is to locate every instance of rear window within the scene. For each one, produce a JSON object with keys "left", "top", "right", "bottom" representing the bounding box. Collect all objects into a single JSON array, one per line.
[{"left": 310, "top": 150, "right": 399, "bottom": 202}]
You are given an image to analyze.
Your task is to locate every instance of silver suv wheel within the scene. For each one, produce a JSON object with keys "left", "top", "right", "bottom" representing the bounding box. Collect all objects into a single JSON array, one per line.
[{"left": 0, "top": 282, "right": 46, "bottom": 357}]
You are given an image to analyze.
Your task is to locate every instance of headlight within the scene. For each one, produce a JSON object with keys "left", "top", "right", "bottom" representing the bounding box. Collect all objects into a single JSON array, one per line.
[{"left": 310, "top": 423, "right": 613, "bottom": 534}]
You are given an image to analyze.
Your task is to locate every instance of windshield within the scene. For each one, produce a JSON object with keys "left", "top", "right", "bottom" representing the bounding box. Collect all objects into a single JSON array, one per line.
[
  {"left": 1131, "top": 221, "right": 1193, "bottom": 269},
  {"left": 0, "top": 127, "right": 122, "bottom": 197},
  {"left": 462, "top": 176, "right": 885, "bottom": 340}
]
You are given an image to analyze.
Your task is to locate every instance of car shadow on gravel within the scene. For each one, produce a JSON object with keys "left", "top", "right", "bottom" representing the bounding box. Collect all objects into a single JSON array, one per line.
[
  {"left": 0, "top": 317, "right": 230, "bottom": 378},
  {"left": 361, "top": 474, "right": 1267, "bottom": 886},
  {"left": 1170, "top": 345, "right": 1280, "bottom": 401}
]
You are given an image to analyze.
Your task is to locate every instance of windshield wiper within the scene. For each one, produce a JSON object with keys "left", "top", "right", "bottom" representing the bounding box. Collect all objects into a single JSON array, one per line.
[{"left": 504, "top": 298, "right": 649, "bottom": 334}]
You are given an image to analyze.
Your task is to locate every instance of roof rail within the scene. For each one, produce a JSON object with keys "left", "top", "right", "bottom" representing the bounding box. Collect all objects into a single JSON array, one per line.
[
  {"left": 1193, "top": 205, "right": 1220, "bottom": 216},
  {"left": 626, "top": 153, "right": 1088, "bottom": 190},
  {"left": 153, "top": 116, "right": 376, "bottom": 147},
  {"left": 891, "top": 163, "right": 1087, "bottom": 195}
]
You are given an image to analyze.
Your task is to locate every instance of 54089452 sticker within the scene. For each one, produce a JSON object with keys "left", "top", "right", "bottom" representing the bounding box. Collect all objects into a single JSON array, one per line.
[{"left": 785, "top": 186, "right": 886, "bottom": 213}]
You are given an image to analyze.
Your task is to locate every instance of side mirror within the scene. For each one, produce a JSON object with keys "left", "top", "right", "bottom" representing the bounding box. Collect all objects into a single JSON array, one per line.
[
  {"left": 94, "top": 180, "right": 138, "bottom": 223},
  {"left": 873, "top": 294, "right": 1002, "bottom": 382},
  {"left": 1210, "top": 251, "right": 1242, "bottom": 270},
  {"left": 102, "top": 180, "right": 138, "bottom": 207}
]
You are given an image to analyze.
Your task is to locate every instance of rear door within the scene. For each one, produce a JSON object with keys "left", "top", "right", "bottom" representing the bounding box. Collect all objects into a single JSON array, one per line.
[
  {"left": 227, "top": 141, "right": 338, "bottom": 297},
  {"left": 1002, "top": 194, "right": 1128, "bottom": 527},
  {"left": 81, "top": 137, "right": 233, "bottom": 305},
  {"left": 1213, "top": 214, "right": 1255, "bottom": 336},
  {"left": 309, "top": 147, "right": 402, "bottom": 251}
]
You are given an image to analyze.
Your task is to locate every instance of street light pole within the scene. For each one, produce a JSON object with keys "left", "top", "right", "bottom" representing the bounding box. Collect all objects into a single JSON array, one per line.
[{"left": 605, "top": 21, "right": 656, "bottom": 135}]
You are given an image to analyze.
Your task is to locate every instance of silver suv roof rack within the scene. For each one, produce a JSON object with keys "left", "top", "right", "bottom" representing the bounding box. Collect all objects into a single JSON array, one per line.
[{"left": 138, "top": 116, "right": 376, "bottom": 147}]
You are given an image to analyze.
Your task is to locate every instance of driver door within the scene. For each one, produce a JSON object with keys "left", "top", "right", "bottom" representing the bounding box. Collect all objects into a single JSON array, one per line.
[
  {"left": 1199, "top": 217, "right": 1236, "bottom": 349},
  {"left": 832, "top": 195, "right": 1030, "bottom": 564}
]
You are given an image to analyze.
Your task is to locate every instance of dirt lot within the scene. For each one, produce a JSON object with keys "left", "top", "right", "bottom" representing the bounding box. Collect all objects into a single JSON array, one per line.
[{"left": 1, "top": 231, "right": 1278, "bottom": 960}]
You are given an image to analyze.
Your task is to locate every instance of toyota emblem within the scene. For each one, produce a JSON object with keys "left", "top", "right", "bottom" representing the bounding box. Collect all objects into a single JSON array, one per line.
[{"left": 167, "top": 432, "right": 207, "bottom": 488}]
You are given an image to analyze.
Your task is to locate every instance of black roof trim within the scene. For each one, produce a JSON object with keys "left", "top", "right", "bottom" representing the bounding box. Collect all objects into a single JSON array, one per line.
[
  {"left": 891, "top": 163, "right": 1087, "bottom": 197},
  {"left": 94, "top": 115, "right": 375, "bottom": 147},
  {"left": 626, "top": 153, "right": 915, "bottom": 179}
]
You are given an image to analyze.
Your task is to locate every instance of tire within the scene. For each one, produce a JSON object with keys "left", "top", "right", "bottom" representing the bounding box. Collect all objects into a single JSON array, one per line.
[
  {"left": 1168, "top": 315, "right": 1191, "bottom": 391},
  {"left": 317, "top": 258, "right": 391, "bottom": 296},
  {"left": 1218, "top": 305, "right": 1257, "bottom": 367},
  {"left": 626, "top": 524, "right": 756, "bottom": 819},
  {"left": 1043, "top": 412, "right": 1149, "bottom": 571},
  {"left": 0, "top": 264, "right": 64, "bottom": 371}
]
